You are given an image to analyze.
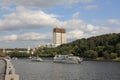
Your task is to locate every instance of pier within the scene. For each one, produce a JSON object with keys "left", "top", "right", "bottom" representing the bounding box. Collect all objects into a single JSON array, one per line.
[{"left": 0, "top": 57, "right": 19, "bottom": 80}]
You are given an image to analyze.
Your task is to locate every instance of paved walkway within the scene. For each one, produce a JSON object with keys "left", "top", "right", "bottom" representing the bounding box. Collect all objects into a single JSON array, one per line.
[{"left": 0, "top": 59, "right": 6, "bottom": 80}]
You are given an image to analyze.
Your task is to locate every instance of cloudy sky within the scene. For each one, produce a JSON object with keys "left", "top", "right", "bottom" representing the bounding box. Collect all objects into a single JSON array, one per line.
[{"left": 0, "top": 0, "right": 120, "bottom": 48}]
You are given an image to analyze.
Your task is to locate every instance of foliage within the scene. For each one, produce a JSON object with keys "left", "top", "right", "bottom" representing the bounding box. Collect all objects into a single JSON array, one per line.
[
  {"left": 7, "top": 51, "right": 29, "bottom": 58},
  {"left": 84, "top": 50, "right": 98, "bottom": 59},
  {"left": 0, "top": 49, "right": 3, "bottom": 56},
  {"left": 103, "top": 51, "right": 110, "bottom": 59},
  {"left": 115, "top": 43, "right": 120, "bottom": 57}
]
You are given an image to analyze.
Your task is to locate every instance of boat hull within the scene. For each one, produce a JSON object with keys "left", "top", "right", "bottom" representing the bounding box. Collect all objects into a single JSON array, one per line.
[{"left": 53, "top": 59, "right": 81, "bottom": 64}]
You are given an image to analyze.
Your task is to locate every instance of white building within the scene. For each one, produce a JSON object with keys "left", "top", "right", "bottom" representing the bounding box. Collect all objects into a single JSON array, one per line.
[{"left": 53, "top": 28, "right": 66, "bottom": 47}]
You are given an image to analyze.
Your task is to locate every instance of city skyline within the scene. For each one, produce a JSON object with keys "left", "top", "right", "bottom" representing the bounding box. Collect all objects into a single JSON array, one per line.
[{"left": 0, "top": 0, "right": 120, "bottom": 48}]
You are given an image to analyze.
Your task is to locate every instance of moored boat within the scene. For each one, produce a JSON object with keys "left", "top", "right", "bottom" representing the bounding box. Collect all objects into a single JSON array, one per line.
[
  {"left": 12, "top": 57, "right": 18, "bottom": 60},
  {"left": 53, "top": 54, "right": 82, "bottom": 64},
  {"left": 31, "top": 57, "right": 43, "bottom": 62}
]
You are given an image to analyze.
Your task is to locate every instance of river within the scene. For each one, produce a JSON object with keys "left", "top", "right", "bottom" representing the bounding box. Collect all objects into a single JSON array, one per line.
[{"left": 11, "top": 59, "right": 120, "bottom": 80}]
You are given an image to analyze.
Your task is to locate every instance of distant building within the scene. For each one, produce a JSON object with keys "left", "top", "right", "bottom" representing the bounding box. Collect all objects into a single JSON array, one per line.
[{"left": 53, "top": 28, "right": 66, "bottom": 47}]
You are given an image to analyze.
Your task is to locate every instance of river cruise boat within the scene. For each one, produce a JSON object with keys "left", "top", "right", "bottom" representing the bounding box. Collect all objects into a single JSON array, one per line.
[{"left": 53, "top": 54, "right": 82, "bottom": 64}]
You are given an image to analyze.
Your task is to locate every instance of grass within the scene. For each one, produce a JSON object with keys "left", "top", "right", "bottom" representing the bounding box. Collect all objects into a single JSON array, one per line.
[
  {"left": 112, "top": 57, "right": 120, "bottom": 61},
  {"left": 95, "top": 57, "right": 120, "bottom": 62},
  {"left": 96, "top": 57, "right": 104, "bottom": 61}
]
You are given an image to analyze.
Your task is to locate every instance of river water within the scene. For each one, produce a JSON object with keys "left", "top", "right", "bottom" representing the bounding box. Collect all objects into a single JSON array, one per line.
[{"left": 11, "top": 59, "right": 120, "bottom": 80}]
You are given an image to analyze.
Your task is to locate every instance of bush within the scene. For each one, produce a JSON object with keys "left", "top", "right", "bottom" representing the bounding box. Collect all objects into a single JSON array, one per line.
[
  {"left": 110, "top": 53, "right": 117, "bottom": 59},
  {"left": 84, "top": 50, "right": 98, "bottom": 59},
  {"left": 103, "top": 51, "right": 110, "bottom": 59},
  {"left": 116, "top": 50, "right": 120, "bottom": 57}
]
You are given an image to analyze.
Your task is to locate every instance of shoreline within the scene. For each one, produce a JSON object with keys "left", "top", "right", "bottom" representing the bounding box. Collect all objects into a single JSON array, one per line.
[
  {"left": 84, "top": 58, "right": 120, "bottom": 62},
  {"left": 15, "top": 57, "right": 120, "bottom": 62}
]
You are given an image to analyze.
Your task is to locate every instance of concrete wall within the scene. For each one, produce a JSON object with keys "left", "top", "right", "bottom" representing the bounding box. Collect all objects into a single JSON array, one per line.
[{"left": 4, "top": 58, "right": 19, "bottom": 80}]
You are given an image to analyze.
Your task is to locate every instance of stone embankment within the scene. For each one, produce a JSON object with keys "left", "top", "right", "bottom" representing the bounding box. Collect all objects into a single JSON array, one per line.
[{"left": 0, "top": 57, "right": 19, "bottom": 80}]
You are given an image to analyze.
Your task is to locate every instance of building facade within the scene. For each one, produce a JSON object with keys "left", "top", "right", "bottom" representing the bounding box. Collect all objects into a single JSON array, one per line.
[{"left": 53, "top": 28, "right": 66, "bottom": 47}]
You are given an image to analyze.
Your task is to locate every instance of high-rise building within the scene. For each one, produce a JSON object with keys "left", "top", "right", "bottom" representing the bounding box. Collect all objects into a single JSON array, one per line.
[{"left": 53, "top": 28, "right": 66, "bottom": 47}]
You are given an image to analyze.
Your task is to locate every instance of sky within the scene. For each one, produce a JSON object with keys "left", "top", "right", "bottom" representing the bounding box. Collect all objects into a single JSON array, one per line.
[{"left": 0, "top": 0, "right": 120, "bottom": 48}]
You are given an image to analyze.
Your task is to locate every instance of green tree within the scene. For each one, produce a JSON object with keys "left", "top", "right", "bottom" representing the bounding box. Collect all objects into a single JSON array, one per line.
[
  {"left": 0, "top": 50, "right": 3, "bottom": 56},
  {"left": 91, "top": 52, "right": 98, "bottom": 59},
  {"left": 84, "top": 50, "right": 98, "bottom": 59},
  {"left": 106, "top": 45, "right": 114, "bottom": 53},
  {"left": 116, "top": 43, "right": 120, "bottom": 57},
  {"left": 103, "top": 51, "right": 110, "bottom": 59},
  {"left": 95, "top": 46, "right": 105, "bottom": 57}
]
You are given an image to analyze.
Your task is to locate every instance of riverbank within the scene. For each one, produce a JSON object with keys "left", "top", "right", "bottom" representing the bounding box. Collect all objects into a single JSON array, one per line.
[
  {"left": 84, "top": 57, "right": 120, "bottom": 62},
  {"left": 17, "top": 57, "right": 120, "bottom": 62}
]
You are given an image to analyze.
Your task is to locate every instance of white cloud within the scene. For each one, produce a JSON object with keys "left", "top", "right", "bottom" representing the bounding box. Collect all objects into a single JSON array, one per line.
[
  {"left": 72, "top": 12, "right": 80, "bottom": 19},
  {"left": 66, "top": 0, "right": 93, "bottom": 8},
  {"left": 68, "top": 29, "right": 84, "bottom": 39},
  {"left": 68, "top": 0, "right": 93, "bottom": 5},
  {"left": 0, "top": 34, "right": 18, "bottom": 41},
  {"left": 63, "top": 19, "right": 101, "bottom": 33},
  {"left": 0, "top": 6, "right": 11, "bottom": 10},
  {"left": 79, "top": 0, "right": 93, "bottom": 3},
  {"left": 63, "top": 19, "right": 86, "bottom": 29},
  {"left": 19, "top": 32, "right": 49, "bottom": 40},
  {"left": 0, "top": 6, "right": 61, "bottom": 31},
  {"left": 85, "top": 5, "right": 97, "bottom": 10},
  {"left": 2, "top": 0, "right": 63, "bottom": 8},
  {"left": 107, "top": 19, "right": 120, "bottom": 25},
  {"left": 0, "top": 32, "right": 51, "bottom": 41},
  {"left": 86, "top": 24, "right": 94, "bottom": 31},
  {"left": 2, "top": 0, "right": 94, "bottom": 8},
  {"left": 0, "top": 6, "right": 95, "bottom": 32}
]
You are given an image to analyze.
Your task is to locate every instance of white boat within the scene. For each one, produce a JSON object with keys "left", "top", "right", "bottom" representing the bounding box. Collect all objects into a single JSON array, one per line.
[
  {"left": 53, "top": 54, "right": 82, "bottom": 64},
  {"left": 12, "top": 57, "right": 18, "bottom": 60},
  {"left": 31, "top": 57, "right": 43, "bottom": 62}
]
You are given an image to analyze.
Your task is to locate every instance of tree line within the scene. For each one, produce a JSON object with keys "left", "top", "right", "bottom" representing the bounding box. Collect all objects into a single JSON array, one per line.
[
  {"left": 1, "top": 33, "right": 120, "bottom": 60},
  {"left": 36, "top": 33, "right": 120, "bottom": 60}
]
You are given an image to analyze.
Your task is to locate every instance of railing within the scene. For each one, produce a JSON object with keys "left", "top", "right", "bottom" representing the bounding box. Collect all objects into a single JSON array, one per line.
[{"left": 4, "top": 58, "right": 19, "bottom": 80}]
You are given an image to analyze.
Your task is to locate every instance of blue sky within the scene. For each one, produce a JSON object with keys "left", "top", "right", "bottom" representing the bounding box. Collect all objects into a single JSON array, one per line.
[{"left": 0, "top": 0, "right": 120, "bottom": 48}]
